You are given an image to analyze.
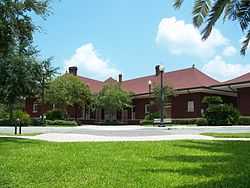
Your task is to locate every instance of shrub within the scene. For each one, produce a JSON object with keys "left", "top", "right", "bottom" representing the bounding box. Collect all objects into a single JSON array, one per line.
[
  {"left": 13, "top": 110, "right": 31, "bottom": 126},
  {"left": 172, "top": 119, "right": 197, "bottom": 125},
  {"left": 204, "top": 104, "right": 240, "bottom": 126},
  {"left": 31, "top": 118, "right": 44, "bottom": 126},
  {"left": 0, "top": 104, "right": 8, "bottom": 119},
  {"left": 46, "top": 120, "right": 78, "bottom": 126},
  {"left": 144, "top": 112, "right": 160, "bottom": 120},
  {"left": 46, "top": 110, "right": 65, "bottom": 120},
  {"left": 239, "top": 117, "right": 250, "bottom": 125},
  {"left": 0, "top": 119, "right": 12, "bottom": 126},
  {"left": 141, "top": 119, "right": 153, "bottom": 125},
  {"left": 196, "top": 118, "right": 208, "bottom": 126}
]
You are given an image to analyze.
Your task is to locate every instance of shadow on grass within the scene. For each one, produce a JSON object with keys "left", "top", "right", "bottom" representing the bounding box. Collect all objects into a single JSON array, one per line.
[
  {"left": 0, "top": 137, "right": 39, "bottom": 145},
  {"left": 144, "top": 141, "right": 250, "bottom": 188}
]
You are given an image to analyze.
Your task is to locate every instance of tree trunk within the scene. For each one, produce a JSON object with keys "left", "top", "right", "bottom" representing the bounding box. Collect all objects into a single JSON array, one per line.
[
  {"left": 41, "top": 78, "right": 45, "bottom": 124},
  {"left": 74, "top": 104, "right": 78, "bottom": 122}
]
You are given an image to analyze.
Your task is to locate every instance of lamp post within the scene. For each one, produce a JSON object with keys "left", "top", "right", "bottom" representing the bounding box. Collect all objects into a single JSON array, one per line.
[
  {"left": 159, "top": 65, "right": 165, "bottom": 127},
  {"left": 148, "top": 80, "right": 152, "bottom": 119}
]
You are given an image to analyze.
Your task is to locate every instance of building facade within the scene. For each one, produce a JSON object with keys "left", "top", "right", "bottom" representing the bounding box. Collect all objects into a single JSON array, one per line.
[{"left": 25, "top": 66, "right": 249, "bottom": 124}]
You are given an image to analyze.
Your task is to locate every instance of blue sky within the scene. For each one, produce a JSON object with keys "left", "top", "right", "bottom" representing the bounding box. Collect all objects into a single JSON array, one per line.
[{"left": 34, "top": 0, "right": 250, "bottom": 81}]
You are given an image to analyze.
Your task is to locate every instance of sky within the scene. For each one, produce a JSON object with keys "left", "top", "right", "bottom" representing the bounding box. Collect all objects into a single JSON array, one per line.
[{"left": 33, "top": 0, "right": 250, "bottom": 82}]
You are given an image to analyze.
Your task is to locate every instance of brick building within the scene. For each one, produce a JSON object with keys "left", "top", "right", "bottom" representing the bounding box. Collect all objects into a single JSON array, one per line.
[{"left": 25, "top": 65, "right": 249, "bottom": 124}]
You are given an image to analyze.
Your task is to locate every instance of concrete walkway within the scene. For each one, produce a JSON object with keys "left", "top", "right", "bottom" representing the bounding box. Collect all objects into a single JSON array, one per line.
[{"left": 1, "top": 133, "right": 250, "bottom": 142}]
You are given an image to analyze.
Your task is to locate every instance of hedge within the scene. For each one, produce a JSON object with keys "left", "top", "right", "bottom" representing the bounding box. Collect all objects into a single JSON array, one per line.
[
  {"left": 46, "top": 120, "right": 78, "bottom": 126},
  {"left": 238, "top": 117, "right": 250, "bottom": 125}
]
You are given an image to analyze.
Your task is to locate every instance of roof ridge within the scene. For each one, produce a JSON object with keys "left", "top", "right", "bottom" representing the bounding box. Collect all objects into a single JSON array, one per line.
[
  {"left": 122, "top": 67, "right": 195, "bottom": 82},
  {"left": 78, "top": 75, "right": 103, "bottom": 83}
]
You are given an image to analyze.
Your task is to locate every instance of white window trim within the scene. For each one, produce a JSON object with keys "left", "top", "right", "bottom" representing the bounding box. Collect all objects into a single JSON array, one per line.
[
  {"left": 187, "top": 101, "right": 195, "bottom": 113},
  {"left": 145, "top": 104, "right": 150, "bottom": 114},
  {"left": 32, "top": 103, "right": 38, "bottom": 113}
]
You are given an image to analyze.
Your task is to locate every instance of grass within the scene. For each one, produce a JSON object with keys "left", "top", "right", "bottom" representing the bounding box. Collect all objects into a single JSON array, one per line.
[
  {"left": 202, "top": 132, "right": 250, "bottom": 138},
  {"left": 0, "top": 133, "right": 41, "bottom": 136},
  {"left": 1, "top": 139, "right": 250, "bottom": 188}
]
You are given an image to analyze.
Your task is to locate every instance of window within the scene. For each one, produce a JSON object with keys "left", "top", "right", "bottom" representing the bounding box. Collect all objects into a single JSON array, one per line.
[
  {"left": 187, "top": 101, "right": 194, "bottom": 112},
  {"left": 52, "top": 104, "right": 56, "bottom": 110},
  {"left": 32, "top": 103, "right": 38, "bottom": 113},
  {"left": 145, "top": 104, "right": 150, "bottom": 114}
]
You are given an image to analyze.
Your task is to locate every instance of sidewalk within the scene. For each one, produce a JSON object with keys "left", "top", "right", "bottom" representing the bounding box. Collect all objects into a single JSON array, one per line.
[{"left": 1, "top": 133, "right": 250, "bottom": 142}]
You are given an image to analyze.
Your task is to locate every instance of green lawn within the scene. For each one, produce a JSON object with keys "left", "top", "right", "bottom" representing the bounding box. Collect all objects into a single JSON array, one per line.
[
  {"left": 1, "top": 138, "right": 250, "bottom": 188},
  {"left": 202, "top": 133, "right": 250, "bottom": 138}
]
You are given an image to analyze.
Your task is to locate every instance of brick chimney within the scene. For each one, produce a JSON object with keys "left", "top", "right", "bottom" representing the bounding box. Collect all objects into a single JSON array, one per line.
[
  {"left": 118, "top": 74, "right": 122, "bottom": 83},
  {"left": 69, "top": 66, "right": 77, "bottom": 76},
  {"left": 155, "top": 65, "right": 160, "bottom": 76}
]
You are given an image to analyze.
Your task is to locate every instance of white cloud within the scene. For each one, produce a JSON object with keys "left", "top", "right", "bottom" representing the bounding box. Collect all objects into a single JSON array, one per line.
[
  {"left": 156, "top": 17, "right": 228, "bottom": 58},
  {"left": 222, "top": 46, "right": 237, "bottom": 57},
  {"left": 64, "top": 43, "right": 120, "bottom": 80},
  {"left": 202, "top": 56, "right": 250, "bottom": 81}
]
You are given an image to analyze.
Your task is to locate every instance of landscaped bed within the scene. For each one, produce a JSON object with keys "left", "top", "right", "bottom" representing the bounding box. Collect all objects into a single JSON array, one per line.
[
  {"left": 1, "top": 138, "right": 250, "bottom": 188},
  {"left": 202, "top": 133, "right": 250, "bottom": 138}
]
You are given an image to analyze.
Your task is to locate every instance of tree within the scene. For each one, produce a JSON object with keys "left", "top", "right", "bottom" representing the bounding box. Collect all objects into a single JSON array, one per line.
[
  {"left": 173, "top": 0, "right": 250, "bottom": 55},
  {"left": 0, "top": 0, "right": 50, "bottom": 57},
  {"left": 94, "top": 84, "right": 132, "bottom": 121},
  {"left": 46, "top": 74, "right": 91, "bottom": 120},
  {"left": 36, "top": 58, "right": 58, "bottom": 122},
  {"left": 153, "top": 85, "right": 175, "bottom": 105},
  {"left": 202, "top": 96, "right": 240, "bottom": 125},
  {"left": 0, "top": 54, "right": 41, "bottom": 121}
]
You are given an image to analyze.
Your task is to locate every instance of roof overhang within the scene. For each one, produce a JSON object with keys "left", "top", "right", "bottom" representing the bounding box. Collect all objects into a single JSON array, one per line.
[
  {"left": 131, "top": 86, "right": 237, "bottom": 98},
  {"left": 176, "top": 87, "right": 237, "bottom": 97}
]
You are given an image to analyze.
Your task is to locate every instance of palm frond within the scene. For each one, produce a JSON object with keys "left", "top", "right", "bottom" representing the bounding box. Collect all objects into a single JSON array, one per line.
[
  {"left": 241, "top": 29, "right": 250, "bottom": 55},
  {"left": 173, "top": 0, "right": 184, "bottom": 9},
  {"left": 224, "top": 0, "right": 240, "bottom": 21},
  {"left": 237, "top": 0, "right": 250, "bottom": 31},
  {"left": 192, "top": 0, "right": 211, "bottom": 27},
  {"left": 202, "top": 0, "right": 230, "bottom": 40}
]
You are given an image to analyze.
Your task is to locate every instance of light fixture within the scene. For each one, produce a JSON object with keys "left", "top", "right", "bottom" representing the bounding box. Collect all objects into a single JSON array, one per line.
[
  {"left": 159, "top": 64, "right": 165, "bottom": 72},
  {"left": 148, "top": 80, "right": 152, "bottom": 85}
]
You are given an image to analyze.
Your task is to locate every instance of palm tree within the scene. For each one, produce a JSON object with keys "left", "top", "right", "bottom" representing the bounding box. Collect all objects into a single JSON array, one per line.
[{"left": 173, "top": 0, "right": 250, "bottom": 55}]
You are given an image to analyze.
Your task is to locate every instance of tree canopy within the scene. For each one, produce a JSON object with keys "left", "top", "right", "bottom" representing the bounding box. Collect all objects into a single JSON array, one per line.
[
  {"left": 0, "top": 0, "right": 50, "bottom": 57},
  {"left": 173, "top": 0, "right": 250, "bottom": 55},
  {"left": 46, "top": 74, "right": 92, "bottom": 117},
  {"left": 152, "top": 84, "right": 175, "bottom": 105},
  {"left": 94, "top": 84, "right": 132, "bottom": 120}
]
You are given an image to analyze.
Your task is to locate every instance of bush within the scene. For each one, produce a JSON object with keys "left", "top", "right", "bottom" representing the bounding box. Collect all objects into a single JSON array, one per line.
[
  {"left": 239, "top": 117, "right": 250, "bottom": 125},
  {"left": 46, "top": 110, "right": 65, "bottom": 120},
  {"left": 13, "top": 110, "right": 31, "bottom": 126},
  {"left": 0, "top": 104, "right": 8, "bottom": 119},
  {"left": 46, "top": 120, "right": 78, "bottom": 126},
  {"left": 144, "top": 112, "right": 160, "bottom": 120},
  {"left": 31, "top": 118, "right": 44, "bottom": 126},
  {"left": 172, "top": 119, "right": 197, "bottom": 125},
  {"left": 196, "top": 118, "right": 208, "bottom": 126},
  {"left": 141, "top": 119, "right": 153, "bottom": 125},
  {"left": 204, "top": 104, "right": 240, "bottom": 126},
  {"left": 0, "top": 119, "right": 12, "bottom": 126}
]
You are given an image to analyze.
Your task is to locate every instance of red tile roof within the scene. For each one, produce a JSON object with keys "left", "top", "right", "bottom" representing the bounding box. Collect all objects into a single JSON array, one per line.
[
  {"left": 121, "top": 68, "right": 219, "bottom": 94},
  {"left": 223, "top": 72, "right": 250, "bottom": 85},
  {"left": 78, "top": 67, "right": 220, "bottom": 94},
  {"left": 78, "top": 76, "right": 103, "bottom": 93}
]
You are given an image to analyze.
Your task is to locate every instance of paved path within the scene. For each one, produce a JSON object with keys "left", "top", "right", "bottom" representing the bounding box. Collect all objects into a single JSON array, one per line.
[
  {"left": 1, "top": 125, "right": 250, "bottom": 142},
  {"left": 1, "top": 133, "right": 250, "bottom": 142}
]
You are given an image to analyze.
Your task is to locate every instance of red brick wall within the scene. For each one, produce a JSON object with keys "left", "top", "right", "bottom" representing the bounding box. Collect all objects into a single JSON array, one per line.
[
  {"left": 238, "top": 87, "right": 250, "bottom": 116},
  {"left": 171, "top": 93, "right": 237, "bottom": 119},
  {"left": 133, "top": 98, "right": 151, "bottom": 120},
  {"left": 25, "top": 98, "right": 49, "bottom": 118},
  {"left": 171, "top": 93, "right": 202, "bottom": 118}
]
